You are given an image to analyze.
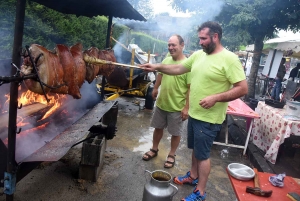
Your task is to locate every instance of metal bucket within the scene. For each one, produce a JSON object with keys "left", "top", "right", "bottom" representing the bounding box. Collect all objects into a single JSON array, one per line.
[{"left": 142, "top": 170, "right": 178, "bottom": 201}]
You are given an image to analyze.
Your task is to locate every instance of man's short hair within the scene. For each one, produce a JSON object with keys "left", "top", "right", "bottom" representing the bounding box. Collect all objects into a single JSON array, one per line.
[
  {"left": 198, "top": 21, "right": 222, "bottom": 40},
  {"left": 282, "top": 58, "right": 286, "bottom": 63},
  {"left": 172, "top": 34, "right": 184, "bottom": 45},
  {"left": 297, "top": 62, "right": 300, "bottom": 68}
]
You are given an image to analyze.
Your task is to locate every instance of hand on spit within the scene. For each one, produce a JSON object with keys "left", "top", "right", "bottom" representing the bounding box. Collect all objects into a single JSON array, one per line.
[{"left": 139, "top": 63, "right": 159, "bottom": 72}]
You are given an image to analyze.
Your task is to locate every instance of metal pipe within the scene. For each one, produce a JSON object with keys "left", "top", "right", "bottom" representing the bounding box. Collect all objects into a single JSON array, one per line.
[
  {"left": 6, "top": 0, "right": 26, "bottom": 200},
  {"left": 101, "top": 15, "right": 113, "bottom": 101}
]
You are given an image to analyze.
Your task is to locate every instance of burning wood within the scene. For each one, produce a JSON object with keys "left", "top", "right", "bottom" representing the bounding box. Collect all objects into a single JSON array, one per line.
[
  {"left": 21, "top": 43, "right": 116, "bottom": 99},
  {"left": 0, "top": 102, "right": 50, "bottom": 139}
]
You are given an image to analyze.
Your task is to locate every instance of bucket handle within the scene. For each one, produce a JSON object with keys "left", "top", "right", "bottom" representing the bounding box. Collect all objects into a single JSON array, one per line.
[
  {"left": 144, "top": 170, "right": 152, "bottom": 182},
  {"left": 169, "top": 183, "right": 178, "bottom": 196}
]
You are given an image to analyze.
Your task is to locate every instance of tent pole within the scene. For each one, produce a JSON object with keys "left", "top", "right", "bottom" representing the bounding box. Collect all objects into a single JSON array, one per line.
[{"left": 101, "top": 15, "right": 113, "bottom": 101}]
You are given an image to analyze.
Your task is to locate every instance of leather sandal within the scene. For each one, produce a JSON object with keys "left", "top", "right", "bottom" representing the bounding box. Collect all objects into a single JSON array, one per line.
[
  {"left": 142, "top": 149, "right": 158, "bottom": 161},
  {"left": 164, "top": 155, "right": 176, "bottom": 168}
]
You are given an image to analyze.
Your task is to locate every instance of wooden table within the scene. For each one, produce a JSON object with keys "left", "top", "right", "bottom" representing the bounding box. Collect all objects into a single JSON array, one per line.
[{"left": 227, "top": 169, "right": 300, "bottom": 201}]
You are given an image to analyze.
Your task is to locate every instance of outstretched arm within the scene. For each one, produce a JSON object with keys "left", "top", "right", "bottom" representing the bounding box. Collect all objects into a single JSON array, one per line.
[{"left": 140, "top": 63, "right": 189, "bottom": 75}]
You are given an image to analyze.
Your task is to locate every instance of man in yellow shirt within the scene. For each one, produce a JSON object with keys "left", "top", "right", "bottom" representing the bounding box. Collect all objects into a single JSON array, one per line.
[
  {"left": 141, "top": 21, "right": 248, "bottom": 201},
  {"left": 142, "top": 34, "right": 190, "bottom": 168}
]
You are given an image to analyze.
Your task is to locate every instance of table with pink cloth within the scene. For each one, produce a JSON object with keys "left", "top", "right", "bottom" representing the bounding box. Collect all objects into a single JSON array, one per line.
[
  {"left": 251, "top": 101, "right": 300, "bottom": 164},
  {"left": 213, "top": 98, "right": 259, "bottom": 155}
]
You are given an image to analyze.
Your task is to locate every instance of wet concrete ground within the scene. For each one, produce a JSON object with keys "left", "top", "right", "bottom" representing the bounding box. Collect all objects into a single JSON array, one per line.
[{"left": 0, "top": 96, "right": 253, "bottom": 201}]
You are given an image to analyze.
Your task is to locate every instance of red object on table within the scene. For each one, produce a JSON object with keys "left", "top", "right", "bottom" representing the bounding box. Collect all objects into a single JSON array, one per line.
[
  {"left": 227, "top": 98, "right": 259, "bottom": 119},
  {"left": 227, "top": 169, "right": 300, "bottom": 201}
]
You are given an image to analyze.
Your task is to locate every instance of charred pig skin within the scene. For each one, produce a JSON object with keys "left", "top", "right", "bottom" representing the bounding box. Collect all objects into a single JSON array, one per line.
[
  {"left": 70, "top": 43, "right": 86, "bottom": 88},
  {"left": 21, "top": 44, "right": 68, "bottom": 95},
  {"left": 56, "top": 44, "right": 81, "bottom": 99}
]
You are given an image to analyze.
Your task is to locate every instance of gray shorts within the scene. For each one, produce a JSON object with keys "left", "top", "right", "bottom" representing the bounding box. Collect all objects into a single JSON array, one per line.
[
  {"left": 150, "top": 107, "right": 184, "bottom": 136},
  {"left": 187, "top": 117, "right": 222, "bottom": 160}
]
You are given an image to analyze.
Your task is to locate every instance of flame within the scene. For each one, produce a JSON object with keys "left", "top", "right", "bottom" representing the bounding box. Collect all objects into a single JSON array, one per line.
[
  {"left": 18, "top": 90, "right": 67, "bottom": 120},
  {"left": 3, "top": 90, "right": 68, "bottom": 128},
  {"left": 2, "top": 122, "right": 50, "bottom": 146},
  {"left": 17, "top": 116, "right": 29, "bottom": 127}
]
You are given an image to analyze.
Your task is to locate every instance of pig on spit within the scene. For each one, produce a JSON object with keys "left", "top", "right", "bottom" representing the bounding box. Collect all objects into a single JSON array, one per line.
[{"left": 21, "top": 43, "right": 116, "bottom": 99}]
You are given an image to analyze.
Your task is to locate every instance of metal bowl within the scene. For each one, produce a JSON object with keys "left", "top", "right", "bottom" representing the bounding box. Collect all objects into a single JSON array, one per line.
[{"left": 227, "top": 163, "right": 255, "bottom": 181}]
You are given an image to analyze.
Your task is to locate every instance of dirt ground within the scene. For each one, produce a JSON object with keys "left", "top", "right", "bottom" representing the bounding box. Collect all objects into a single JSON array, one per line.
[{"left": 0, "top": 97, "right": 251, "bottom": 201}]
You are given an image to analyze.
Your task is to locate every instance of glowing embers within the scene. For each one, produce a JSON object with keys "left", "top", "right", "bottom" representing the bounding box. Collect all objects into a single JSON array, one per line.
[{"left": 17, "top": 90, "right": 67, "bottom": 120}]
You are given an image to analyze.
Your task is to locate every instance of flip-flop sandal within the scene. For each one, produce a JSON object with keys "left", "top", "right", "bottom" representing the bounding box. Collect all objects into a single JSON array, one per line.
[
  {"left": 142, "top": 149, "right": 158, "bottom": 161},
  {"left": 164, "top": 155, "right": 176, "bottom": 168}
]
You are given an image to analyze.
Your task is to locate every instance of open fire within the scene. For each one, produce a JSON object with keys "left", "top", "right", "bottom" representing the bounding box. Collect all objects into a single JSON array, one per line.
[
  {"left": 17, "top": 90, "right": 67, "bottom": 120},
  {"left": 0, "top": 81, "right": 101, "bottom": 162},
  {"left": 2, "top": 88, "right": 68, "bottom": 129}
]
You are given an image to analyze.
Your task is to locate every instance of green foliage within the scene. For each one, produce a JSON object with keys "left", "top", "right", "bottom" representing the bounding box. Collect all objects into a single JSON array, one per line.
[
  {"left": 216, "top": 0, "right": 300, "bottom": 99},
  {"left": 239, "top": 46, "right": 246, "bottom": 51},
  {"left": 216, "top": 0, "right": 300, "bottom": 46},
  {"left": 0, "top": 1, "right": 161, "bottom": 60},
  {"left": 0, "top": 0, "right": 17, "bottom": 58},
  {"left": 130, "top": 32, "right": 168, "bottom": 54},
  {"left": 171, "top": 0, "right": 300, "bottom": 99}
]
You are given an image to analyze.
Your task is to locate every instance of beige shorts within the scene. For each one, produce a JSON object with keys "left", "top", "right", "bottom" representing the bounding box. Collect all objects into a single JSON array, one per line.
[{"left": 150, "top": 107, "right": 184, "bottom": 136}]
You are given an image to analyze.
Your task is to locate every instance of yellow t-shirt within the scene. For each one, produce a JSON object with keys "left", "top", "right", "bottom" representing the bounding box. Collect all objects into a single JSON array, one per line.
[
  {"left": 156, "top": 57, "right": 191, "bottom": 112},
  {"left": 183, "top": 49, "right": 246, "bottom": 124}
]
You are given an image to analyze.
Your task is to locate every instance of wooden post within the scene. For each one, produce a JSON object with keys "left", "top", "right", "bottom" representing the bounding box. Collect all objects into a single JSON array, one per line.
[{"left": 129, "top": 49, "right": 135, "bottom": 89}]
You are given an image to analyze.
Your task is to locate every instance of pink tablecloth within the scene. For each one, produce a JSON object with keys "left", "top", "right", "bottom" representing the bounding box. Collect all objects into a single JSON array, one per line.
[{"left": 251, "top": 101, "right": 300, "bottom": 164}]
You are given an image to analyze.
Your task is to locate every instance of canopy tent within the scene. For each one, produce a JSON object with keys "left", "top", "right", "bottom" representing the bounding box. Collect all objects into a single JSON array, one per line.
[
  {"left": 263, "top": 37, "right": 300, "bottom": 58},
  {"left": 31, "top": 0, "right": 146, "bottom": 20},
  {"left": 245, "top": 37, "right": 300, "bottom": 58}
]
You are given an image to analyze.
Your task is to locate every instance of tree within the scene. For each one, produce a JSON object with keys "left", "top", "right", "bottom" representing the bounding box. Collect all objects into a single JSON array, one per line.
[
  {"left": 215, "top": 0, "right": 300, "bottom": 99},
  {"left": 172, "top": 0, "right": 300, "bottom": 99},
  {"left": 127, "top": 0, "right": 155, "bottom": 19}
]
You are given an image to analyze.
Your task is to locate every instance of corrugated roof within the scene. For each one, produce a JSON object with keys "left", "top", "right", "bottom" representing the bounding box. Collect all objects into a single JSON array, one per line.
[{"left": 31, "top": 0, "right": 146, "bottom": 21}]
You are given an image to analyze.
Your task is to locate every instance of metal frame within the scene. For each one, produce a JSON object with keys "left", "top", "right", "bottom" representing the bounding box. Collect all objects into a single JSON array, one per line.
[
  {"left": 213, "top": 115, "right": 254, "bottom": 155},
  {"left": 1, "top": 1, "right": 145, "bottom": 199}
]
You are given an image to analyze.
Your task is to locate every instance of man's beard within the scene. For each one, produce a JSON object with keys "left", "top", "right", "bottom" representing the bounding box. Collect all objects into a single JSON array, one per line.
[{"left": 202, "top": 38, "right": 216, "bottom": 54}]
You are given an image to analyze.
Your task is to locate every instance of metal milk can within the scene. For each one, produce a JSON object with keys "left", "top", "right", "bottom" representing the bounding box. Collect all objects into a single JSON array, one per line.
[{"left": 142, "top": 170, "right": 178, "bottom": 201}]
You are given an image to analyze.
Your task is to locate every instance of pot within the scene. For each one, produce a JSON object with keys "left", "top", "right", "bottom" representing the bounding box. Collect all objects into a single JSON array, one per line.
[{"left": 142, "top": 170, "right": 178, "bottom": 201}]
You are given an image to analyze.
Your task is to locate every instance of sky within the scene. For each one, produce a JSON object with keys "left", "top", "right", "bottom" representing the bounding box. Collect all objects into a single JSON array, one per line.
[
  {"left": 278, "top": 30, "right": 300, "bottom": 39},
  {"left": 151, "top": 0, "right": 191, "bottom": 17}
]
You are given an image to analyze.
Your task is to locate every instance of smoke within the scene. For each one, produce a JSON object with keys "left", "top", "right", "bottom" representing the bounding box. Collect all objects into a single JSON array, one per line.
[
  {"left": 0, "top": 59, "right": 12, "bottom": 113},
  {"left": 115, "top": 0, "right": 225, "bottom": 52},
  {"left": 154, "top": 0, "right": 224, "bottom": 38},
  {"left": 0, "top": 77, "right": 102, "bottom": 162},
  {"left": 113, "top": 32, "right": 129, "bottom": 64}
]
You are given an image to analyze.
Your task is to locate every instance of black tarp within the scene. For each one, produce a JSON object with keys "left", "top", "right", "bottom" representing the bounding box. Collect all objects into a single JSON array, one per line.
[{"left": 31, "top": 0, "right": 146, "bottom": 21}]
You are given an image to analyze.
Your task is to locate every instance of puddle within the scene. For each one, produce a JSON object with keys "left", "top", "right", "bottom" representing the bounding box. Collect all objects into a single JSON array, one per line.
[{"left": 133, "top": 127, "right": 154, "bottom": 152}]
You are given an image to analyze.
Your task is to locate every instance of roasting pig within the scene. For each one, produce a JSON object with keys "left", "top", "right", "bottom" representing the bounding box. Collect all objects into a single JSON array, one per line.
[{"left": 21, "top": 43, "right": 116, "bottom": 99}]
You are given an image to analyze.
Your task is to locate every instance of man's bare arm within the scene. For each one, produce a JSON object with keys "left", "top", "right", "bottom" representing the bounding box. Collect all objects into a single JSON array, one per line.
[
  {"left": 199, "top": 80, "right": 248, "bottom": 109},
  {"left": 181, "top": 85, "right": 190, "bottom": 121},
  {"left": 214, "top": 79, "right": 248, "bottom": 102},
  {"left": 140, "top": 63, "right": 189, "bottom": 75},
  {"left": 152, "top": 73, "right": 162, "bottom": 100}
]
